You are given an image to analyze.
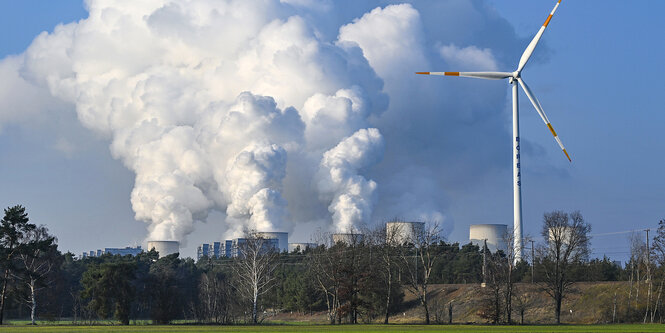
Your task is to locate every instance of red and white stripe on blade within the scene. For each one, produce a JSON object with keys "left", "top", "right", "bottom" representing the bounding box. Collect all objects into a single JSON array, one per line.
[
  {"left": 517, "top": 77, "right": 571, "bottom": 162},
  {"left": 517, "top": 0, "right": 562, "bottom": 73},
  {"left": 415, "top": 72, "right": 512, "bottom": 80}
]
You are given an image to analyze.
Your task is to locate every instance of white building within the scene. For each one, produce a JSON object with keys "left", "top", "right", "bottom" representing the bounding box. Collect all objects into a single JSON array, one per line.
[
  {"left": 469, "top": 224, "right": 508, "bottom": 253},
  {"left": 386, "top": 221, "right": 425, "bottom": 245}
]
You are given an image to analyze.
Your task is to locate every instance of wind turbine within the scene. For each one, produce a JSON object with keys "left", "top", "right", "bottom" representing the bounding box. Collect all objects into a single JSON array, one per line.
[{"left": 416, "top": 0, "right": 569, "bottom": 261}]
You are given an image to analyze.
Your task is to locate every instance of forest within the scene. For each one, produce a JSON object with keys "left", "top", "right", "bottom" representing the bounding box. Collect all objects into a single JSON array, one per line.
[{"left": 0, "top": 204, "right": 661, "bottom": 325}]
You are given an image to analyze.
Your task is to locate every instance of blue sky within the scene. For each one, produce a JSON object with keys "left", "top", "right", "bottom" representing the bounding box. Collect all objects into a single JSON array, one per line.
[
  {"left": 486, "top": 0, "right": 665, "bottom": 258},
  {"left": 0, "top": 0, "right": 662, "bottom": 260}
]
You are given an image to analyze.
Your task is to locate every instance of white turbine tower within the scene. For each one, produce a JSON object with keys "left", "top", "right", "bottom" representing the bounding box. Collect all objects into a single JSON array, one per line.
[{"left": 417, "top": 0, "right": 570, "bottom": 261}]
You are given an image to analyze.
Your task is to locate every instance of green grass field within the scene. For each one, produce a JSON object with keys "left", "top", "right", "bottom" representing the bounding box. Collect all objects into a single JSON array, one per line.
[{"left": 0, "top": 324, "right": 664, "bottom": 333}]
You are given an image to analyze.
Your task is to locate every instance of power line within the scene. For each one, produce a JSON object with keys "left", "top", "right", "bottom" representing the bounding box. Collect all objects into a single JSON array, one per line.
[{"left": 590, "top": 228, "right": 652, "bottom": 237}]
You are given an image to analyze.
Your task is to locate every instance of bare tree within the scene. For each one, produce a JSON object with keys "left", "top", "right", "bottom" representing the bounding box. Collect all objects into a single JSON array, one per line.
[
  {"left": 513, "top": 291, "right": 533, "bottom": 325},
  {"left": 537, "top": 210, "right": 590, "bottom": 324},
  {"left": 231, "top": 230, "right": 279, "bottom": 324},
  {"left": 308, "top": 229, "right": 367, "bottom": 324},
  {"left": 431, "top": 297, "right": 448, "bottom": 324},
  {"left": 478, "top": 249, "right": 503, "bottom": 324},
  {"left": 308, "top": 231, "right": 343, "bottom": 324},
  {"left": 651, "top": 220, "right": 665, "bottom": 266},
  {"left": 336, "top": 231, "right": 364, "bottom": 324},
  {"left": 399, "top": 222, "right": 441, "bottom": 324},
  {"left": 15, "top": 225, "right": 57, "bottom": 325},
  {"left": 645, "top": 229, "right": 653, "bottom": 324},
  {"left": 500, "top": 230, "right": 520, "bottom": 323},
  {"left": 628, "top": 232, "right": 647, "bottom": 311},
  {"left": 370, "top": 223, "right": 403, "bottom": 324},
  {"left": 478, "top": 232, "right": 521, "bottom": 324},
  {"left": 648, "top": 219, "right": 665, "bottom": 322},
  {"left": 198, "top": 270, "right": 231, "bottom": 323}
]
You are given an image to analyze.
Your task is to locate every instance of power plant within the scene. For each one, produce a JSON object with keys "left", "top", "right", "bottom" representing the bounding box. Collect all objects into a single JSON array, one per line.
[
  {"left": 197, "top": 231, "right": 290, "bottom": 260},
  {"left": 81, "top": 246, "right": 142, "bottom": 258},
  {"left": 147, "top": 241, "right": 180, "bottom": 258},
  {"left": 332, "top": 233, "right": 364, "bottom": 245},
  {"left": 288, "top": 242, "right": 317, "bottom": 253},
  {"left": 386, "top": 221, "right": 425, "bottom": 244},
  {"left": 255, "top": 231, "right": 289, "bottom": 253},
  {"left": 231, "top": 237, "right": 279, "bottom": 257},
  {"left": 197, "top": 242, "right": 223, "bottom": 260},
  {"left": 547, "top": 226, "right": 572, "bottom": 245},
  {"left": 469, "top": 224, "right": 508, "bottom": 253}
]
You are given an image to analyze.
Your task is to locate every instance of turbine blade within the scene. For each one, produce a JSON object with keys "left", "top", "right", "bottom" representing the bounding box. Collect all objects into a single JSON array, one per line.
[
  {"left": 416, "top": 72, "right": 512, "bottom": 80},
  {"left": 517, "top": 0, "right": 562, "bottom": 73},
  {"left": 517, "top": 77, "right": 571, "bottom": 162}
]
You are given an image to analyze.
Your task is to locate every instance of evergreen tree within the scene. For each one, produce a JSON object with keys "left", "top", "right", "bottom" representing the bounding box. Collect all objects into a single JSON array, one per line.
[
  {"left": 0, "top": 205, "right": 36, "bottom": 324},
  {"left": 82, "top": 261, "right": 137, "bottom": 324}
]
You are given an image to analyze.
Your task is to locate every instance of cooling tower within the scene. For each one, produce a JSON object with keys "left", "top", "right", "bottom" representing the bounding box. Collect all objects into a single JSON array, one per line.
[
  {"left": 385, "top": 221, "right": 426, "bottom": 244},
  {"left": 147, "top": 240, "right": 180, "bottom": 258},
  {"left": 332, "top": 233, "right": 364, "bottom": 245},
  {"left": 548, "top": 226, "right": 573, "bottom": 245},
  {"left": 469, "top": 224, "right": 508, "bottom": 253},
  {"left": 288, "top": 242, "right": 317, "bottom": 253},
  {"left": 255, "top": 231, "right": 289, "bottom": 253}
]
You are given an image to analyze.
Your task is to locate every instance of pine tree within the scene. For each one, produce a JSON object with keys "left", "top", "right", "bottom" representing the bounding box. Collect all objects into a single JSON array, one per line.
[{"left": 0, "top": 205, "right": 36, "bottom": 324}]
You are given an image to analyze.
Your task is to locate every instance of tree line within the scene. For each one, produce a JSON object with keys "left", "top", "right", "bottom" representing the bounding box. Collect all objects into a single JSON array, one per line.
[{"left": 0, "top": 205, "right": 659, "bottom": 325}]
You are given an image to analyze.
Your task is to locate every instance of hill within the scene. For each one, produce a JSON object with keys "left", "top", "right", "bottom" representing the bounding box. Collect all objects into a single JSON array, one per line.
[{"left": 271, "top": 281, "right": 650, "bottom": 324}]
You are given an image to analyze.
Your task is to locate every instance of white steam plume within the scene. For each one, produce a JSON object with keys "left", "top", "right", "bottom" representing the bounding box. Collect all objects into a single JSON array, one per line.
[
  {"left": 11, "top": 0, "right": 390, "bottom": 242},
  {"left": 0, "top": 0, "right": 531, "bottom": 244},
  {"left": 318, "top": 128, "right": 384, "bottom": 232},
  {"left": 224, "top": 143, "right": 288, "bottom": 235}
]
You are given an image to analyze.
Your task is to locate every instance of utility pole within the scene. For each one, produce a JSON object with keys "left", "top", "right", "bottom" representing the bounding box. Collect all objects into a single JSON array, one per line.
[
  {"left": 645, "top": 228, "right": 652, "bottom": 323},
  {"left": 531, "top": 240, "right": 535, "bottom": 283},
  {"left": 646, "top": 229, "right": 650, "bottom": 278},
  {"left": 482, "top": 239, "right": 487, "bottom": 286},
  {"left": 613, "top": 292, "right": 617, "bottom": 323}
]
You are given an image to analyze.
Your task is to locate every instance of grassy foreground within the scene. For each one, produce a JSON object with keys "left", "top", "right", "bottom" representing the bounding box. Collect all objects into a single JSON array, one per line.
[{"left": 1, "top": 324, "right": 665, "bottom": 333}]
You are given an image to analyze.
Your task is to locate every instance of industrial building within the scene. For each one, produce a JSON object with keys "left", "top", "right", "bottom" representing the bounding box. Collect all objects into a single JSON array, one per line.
[
  {"left": 81, "top": 246, "right": 143, "bottom": 259},
  {"left": 197, "top": 243, "right": 210, "bottom": 260},
  {"left": 225, "top": 240, "right": 232, "bottom": 257},
  {"left": 469, "top": 224, "right": 508, "bottom": 253},
  {"left": 547, "top": 226, "right": 573, "bottom": 246},
  {"left": 255, "top": 231, "right": 289, "bottom": 253},
  {"left": 147, "top": 240, "right": 180, "bottom": 258},
  {"left": 196, "top": 242, "right": 223, "bottom": 261},
  {"left": 228, "top": 231, "right": 288, "bottom": 257},
  {"left": 547, "top": 226, "right": 584, "bottom": 257},
  {"left": 231, "top": 237, "right": 279, "bottom": 257},
  {"left": 105, "top": 246, "right": 143, "bottom": 256},
  {"left": 332, "top": 233, "right": 364, "bottom": 245},
  {"left": 386, "top": 221, "right": 425, "bottom": 245},
  {"left": 288, "top": 242, "right": 317, "bottom": 253},
  {"left": 196, "top": 232, "right": 290, "bottom": 260}
]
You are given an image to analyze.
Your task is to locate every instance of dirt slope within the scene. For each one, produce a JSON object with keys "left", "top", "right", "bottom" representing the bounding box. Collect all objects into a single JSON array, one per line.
[{"left": 271, "top": 281, "right": 643, "bottom": 324}]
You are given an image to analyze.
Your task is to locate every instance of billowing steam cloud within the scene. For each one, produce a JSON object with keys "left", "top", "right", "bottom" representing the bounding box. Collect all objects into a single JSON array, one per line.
[
  {"left": 224, "top": 142, "right": 288, "bottom": 234},
  {"left": 318, "top": 128, "right": 384, "bottom": 232},
  {"left": 0, "top": 0, "right": 531, "bottom": 243}
]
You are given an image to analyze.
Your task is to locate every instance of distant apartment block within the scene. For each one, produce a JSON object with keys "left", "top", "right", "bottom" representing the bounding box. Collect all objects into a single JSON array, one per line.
[{"left": 81, "top": 246, "right": 143, "bottom": 259}]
